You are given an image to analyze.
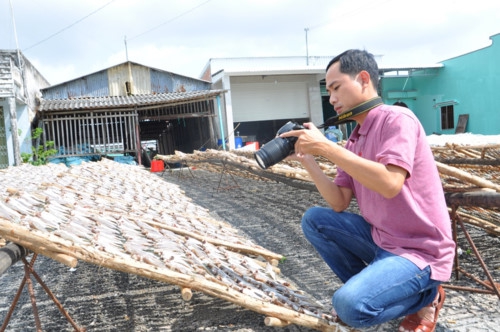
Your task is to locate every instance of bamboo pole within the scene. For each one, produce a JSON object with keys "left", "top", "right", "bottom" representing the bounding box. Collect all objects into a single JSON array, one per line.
[
  {"left": 451, "top": 209, "right": 500, "bottom": 236},
  {"left": 0, "top": 220, "right": 105, "bottom": 268},
  {"left": 144, "top": 218, "right": 283, "bottom": 262},
  {"left": 265, "top": 316, "right": 291, "bottom": 327},
  {"left": 435, "top": 158, "right": 500, "bottom": 166},
  {"left": 180, "top": 287, "right": 192, "bottom": 301},
  {"left": 432, "top": 143, "right": 500, "bottom": 151},
  {"left": 0, "top": 242, "right": 28, "bottom": 275},
  {"left": 34, "top": 248, "right": 78, "bottom": 268},
  {"left": 444, "top": 191, "right": 500, "bottom": 208},
  {"left": 436, "top": 161, "right": 500, "bottom": 192},
  {"left": 454, "top": 148, "right": 483, "bottom": 159}
]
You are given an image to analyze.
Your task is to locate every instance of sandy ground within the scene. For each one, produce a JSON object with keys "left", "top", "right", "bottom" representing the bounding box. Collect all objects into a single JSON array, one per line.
[{"left": 0, "top": 167, "right": 499, "bottom": 331}]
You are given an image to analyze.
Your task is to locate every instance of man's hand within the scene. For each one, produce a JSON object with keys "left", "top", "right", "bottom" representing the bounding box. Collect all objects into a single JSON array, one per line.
[{"left": 280, "top": 122, "right": 334, "bottom": 158}]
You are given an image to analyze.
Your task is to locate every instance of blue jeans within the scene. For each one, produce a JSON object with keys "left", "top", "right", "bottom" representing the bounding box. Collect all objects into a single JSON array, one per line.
[{"left": 301, "top": 207, "right": 441, "bottom": 328}]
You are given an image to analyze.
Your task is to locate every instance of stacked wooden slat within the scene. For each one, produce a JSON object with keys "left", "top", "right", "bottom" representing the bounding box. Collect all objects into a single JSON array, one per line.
[
  {"left": 158, "top": 149, "right": 338, "bottom": 188},
  {"left": 157, "top": 142, "right": 500, "bottom": 237},
  {"left": 431, "top": 143, "right": 500, "bottom": 236}
]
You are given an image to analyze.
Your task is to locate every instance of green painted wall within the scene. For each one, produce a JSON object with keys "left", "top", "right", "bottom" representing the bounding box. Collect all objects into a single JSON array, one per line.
[{"left": 380, "top": 33, "right": 500, "bottom": 135}]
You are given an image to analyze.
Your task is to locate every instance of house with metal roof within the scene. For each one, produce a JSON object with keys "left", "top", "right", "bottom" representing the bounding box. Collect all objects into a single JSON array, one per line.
[{"left": 38, "top": 61, "right": 226, "bottom": 166}]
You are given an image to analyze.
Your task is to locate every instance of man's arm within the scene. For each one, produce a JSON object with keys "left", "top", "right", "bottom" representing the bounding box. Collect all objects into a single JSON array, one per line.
[
  {"left": 283, "top": 123, "right": 408, "bottom": 200},
  {"left": 322, "top": 144, "right": 407, "bottom": 199},
  {"left": 298, "top": 154, "right": 353, "bottom": 212}
]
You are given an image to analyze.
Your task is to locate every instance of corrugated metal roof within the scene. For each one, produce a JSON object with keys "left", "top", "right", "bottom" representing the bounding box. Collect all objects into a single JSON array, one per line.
[
  {"left": 44, "top": 60, "right": 210, "bottom": 90},
  {"left": 379, "top": 64, "right": 444, "bottom": 72},
  {"left": 207, "top": 56, "right": 334, "bottom": 75},
  {"left": 39, "top": 90, "right": 225, "bottom": 112},
  {"left": 206, "top": 56, "right": 444, "bottom": 78}
]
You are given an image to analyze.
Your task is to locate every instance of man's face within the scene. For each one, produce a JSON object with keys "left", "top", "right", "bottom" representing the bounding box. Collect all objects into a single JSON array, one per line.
[{"left": 325, "top": 62, "right": 365, "bottom": 115}]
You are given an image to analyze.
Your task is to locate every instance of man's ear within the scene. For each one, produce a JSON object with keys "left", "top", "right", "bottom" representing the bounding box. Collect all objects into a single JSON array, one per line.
[{"left": 358, "top": 70, "right": 371, "bottom": 86}]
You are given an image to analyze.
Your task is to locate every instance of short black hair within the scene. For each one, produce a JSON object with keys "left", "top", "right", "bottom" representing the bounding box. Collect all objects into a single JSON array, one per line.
[{"left": 326, "top": 49, "right": 379, "bottom": 90}]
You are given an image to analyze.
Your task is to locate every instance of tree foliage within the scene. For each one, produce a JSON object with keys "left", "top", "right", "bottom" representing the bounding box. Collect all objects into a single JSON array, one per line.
[{"left": 21, "top": 128, "right": 58, "bottom": 165}]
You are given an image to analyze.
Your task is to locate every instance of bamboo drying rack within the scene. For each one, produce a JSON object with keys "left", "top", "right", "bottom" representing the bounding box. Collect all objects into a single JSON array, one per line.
[{"left": 0, "top": 159, "right": 349, "bottom": 332}]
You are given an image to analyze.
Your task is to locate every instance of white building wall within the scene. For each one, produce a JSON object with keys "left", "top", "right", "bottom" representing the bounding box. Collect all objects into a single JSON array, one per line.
[
  {"left": 228, "top": 73, "right": 325, "bottom": 125},
  {"left": 230, "top": 75, "right": 309, "bottom": 122},
  {"left": 208, "top": 57, "right": 331, "bottom": 149}
]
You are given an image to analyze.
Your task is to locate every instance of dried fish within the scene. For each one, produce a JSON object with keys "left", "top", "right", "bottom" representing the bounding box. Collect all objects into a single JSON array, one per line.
[
  {"left": 93, "top": 228, "right": 122, "bottom": 248},
  {"left": 96, "top": 239, "right": 125, "bottom": 257},
  {"left": 123, "top": 243, "right": 164, "bottom": 268},
  {"left": 44, "top": 204, "right": 71, "bottom": 222},
  {"left": 37, "top": 210, "right": 63, "bottom": 230},
  {"left": 53, "top": 228, "right": 90, "bottom": 246},
  {"left": 0, "top": 200, "right": 23, "bottom": 222},
  {"left": 60, "top": 223, "right": 93, "bottom": 242},
  {"left": 206, "top": 262, "right": 244, "bottom": 292},
  {"left": 164, "top": 256, "right": 193, "bottom": 274},
  {"left": 17, "top": 192, "right": 47, "bottom": 208},
  {"left": 2, "top": 196, "right": 33, "bottom": 216},
  {"left": 217, "top": 263, "right": 270, "bottom": 300},
  {"left": 88, "top": 213, "right": 118, "bottom": 230}
]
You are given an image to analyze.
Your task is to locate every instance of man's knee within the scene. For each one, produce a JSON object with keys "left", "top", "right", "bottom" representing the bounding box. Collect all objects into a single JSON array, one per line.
[
  {"left": 301, "top": 207, "right": 323, "bottom": 235},
  {"left": 333, "top": 287, "right": 377, "bottom": 328},
  {"left": 302, "top": 206, "right": 322, "bottom": 220}
]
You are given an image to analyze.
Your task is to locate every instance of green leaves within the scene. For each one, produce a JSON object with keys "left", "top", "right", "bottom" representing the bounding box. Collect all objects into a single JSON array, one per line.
[{"left": 23, "top": 128, "right": 58, "bottom": 165}]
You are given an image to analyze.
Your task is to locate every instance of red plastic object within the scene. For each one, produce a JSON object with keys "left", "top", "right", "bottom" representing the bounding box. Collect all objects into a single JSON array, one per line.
[
  {"left": 150, "top": 160, "right": 164, "bottom": 172},
  {"left": 245, "top": 141, "right": 260, "bottom": 150}
]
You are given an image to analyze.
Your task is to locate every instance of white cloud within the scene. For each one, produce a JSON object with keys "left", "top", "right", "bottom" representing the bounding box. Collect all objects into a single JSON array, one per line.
[{"left": 1, "top": 0, "right": 499, "bottom": 84}]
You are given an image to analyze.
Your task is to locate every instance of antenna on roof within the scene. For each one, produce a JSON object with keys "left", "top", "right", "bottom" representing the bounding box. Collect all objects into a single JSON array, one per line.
[
  {"left": 124, "top": 35, "right": 129, "bottom": 61},
  {"left": 304, "top": 28, "right": 309, "bottom": 66}
]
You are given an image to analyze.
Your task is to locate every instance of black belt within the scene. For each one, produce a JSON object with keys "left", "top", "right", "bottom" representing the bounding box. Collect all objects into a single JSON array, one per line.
[{"left": 317, "top": 97, "right": 383, "bottom": 129}]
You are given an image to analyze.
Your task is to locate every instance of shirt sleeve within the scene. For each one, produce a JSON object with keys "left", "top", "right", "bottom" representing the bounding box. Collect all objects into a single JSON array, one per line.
[{"left": 334, "top": 166, "right": 352, "bottom": 189}]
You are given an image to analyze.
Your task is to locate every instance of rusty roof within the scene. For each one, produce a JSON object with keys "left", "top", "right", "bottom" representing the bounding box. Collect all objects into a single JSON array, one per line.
[{"left": 38, "top": 90, "right": 225, "bottom": 112}]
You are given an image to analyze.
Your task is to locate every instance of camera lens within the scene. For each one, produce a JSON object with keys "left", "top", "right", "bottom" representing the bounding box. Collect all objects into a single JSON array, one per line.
[{"left": 254, "top": 137, "right": 295, "bottom": 169}]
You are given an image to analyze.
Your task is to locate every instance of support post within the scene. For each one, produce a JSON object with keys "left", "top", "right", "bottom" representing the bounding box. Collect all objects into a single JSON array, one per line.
[
  {"left": 0, "top": 253, "right": 86, "bottom": 332},
  {"left": 8, "top": 97, "right": 22, "bottom": 165},
  {"left": 0, "top": 242, "right": 28, "bottom": 276}
]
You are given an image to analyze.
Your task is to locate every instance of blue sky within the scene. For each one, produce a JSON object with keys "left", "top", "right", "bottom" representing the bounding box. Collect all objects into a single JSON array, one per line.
[{"left": 1, "top": 0, "right": 499, "bottom": 85}]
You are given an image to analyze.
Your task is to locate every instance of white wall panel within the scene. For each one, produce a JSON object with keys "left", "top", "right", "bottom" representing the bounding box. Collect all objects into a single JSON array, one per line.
[{"left": 231, "top": 82, "right": 309, "bottom": 122}]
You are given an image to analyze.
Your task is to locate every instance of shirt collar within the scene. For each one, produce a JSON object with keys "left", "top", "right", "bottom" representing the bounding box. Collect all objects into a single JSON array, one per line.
[{"left": 348, "top": 104, "right": 384, "bottom": 142}]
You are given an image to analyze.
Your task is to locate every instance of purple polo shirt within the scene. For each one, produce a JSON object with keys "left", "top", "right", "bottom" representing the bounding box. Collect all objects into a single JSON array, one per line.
[{"left": 334, "top": 104, "right": 455, "bottom": 281}]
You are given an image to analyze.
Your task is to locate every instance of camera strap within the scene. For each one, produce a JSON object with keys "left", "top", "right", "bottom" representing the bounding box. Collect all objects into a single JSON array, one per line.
[{"left": 317, "top": 97, "right": 383, "bottom": 128}]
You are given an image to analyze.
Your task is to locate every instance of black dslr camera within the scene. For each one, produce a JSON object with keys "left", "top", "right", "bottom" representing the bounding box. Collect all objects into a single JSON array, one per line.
[{"left": 254, "top": 121, "right": 305, "bottom": 169}]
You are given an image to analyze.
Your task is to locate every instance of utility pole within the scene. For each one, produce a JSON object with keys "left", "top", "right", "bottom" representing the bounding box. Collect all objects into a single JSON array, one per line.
[{"left": 304, "top": 28, "right": 309, "bottom": 65}]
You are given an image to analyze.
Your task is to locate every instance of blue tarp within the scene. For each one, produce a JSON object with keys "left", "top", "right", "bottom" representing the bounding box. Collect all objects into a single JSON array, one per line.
[
  {"left": 48, "top": 144, "right": 136, "bottom": 166},
  {"left": 113, "top": 155, "right": 136, "bottom": 165},
  {"left": 48, "top": 155, "right": 101, "bottom": 167}
]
